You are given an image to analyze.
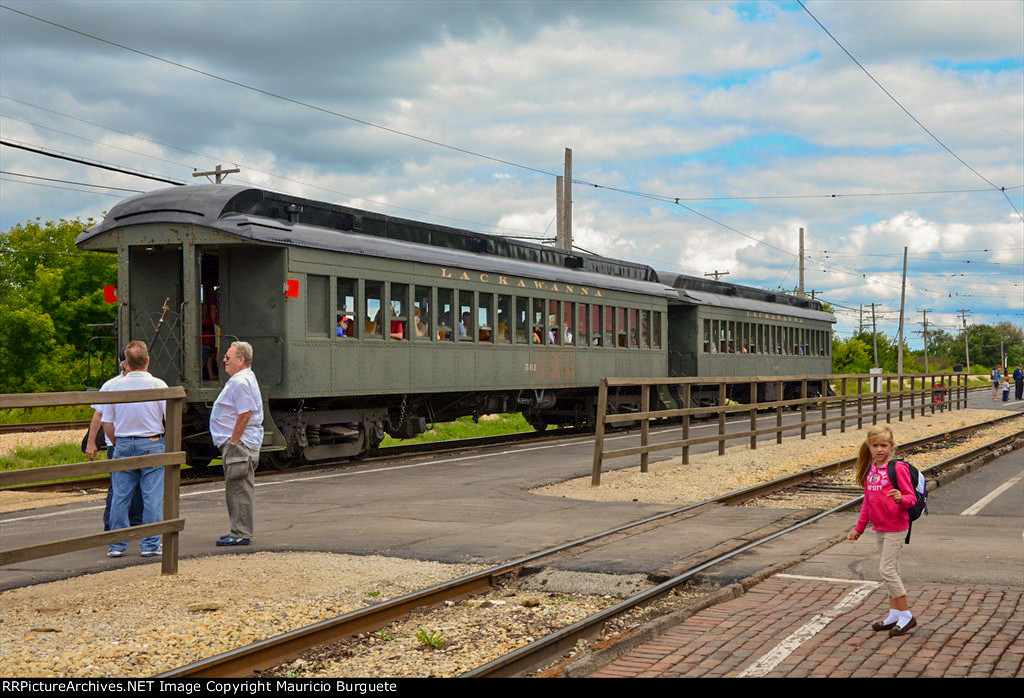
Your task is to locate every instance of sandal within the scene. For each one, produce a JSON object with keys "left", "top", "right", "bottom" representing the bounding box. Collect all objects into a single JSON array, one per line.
[{"left": 216, "top": 535, "right": 251, "bottom": 546}]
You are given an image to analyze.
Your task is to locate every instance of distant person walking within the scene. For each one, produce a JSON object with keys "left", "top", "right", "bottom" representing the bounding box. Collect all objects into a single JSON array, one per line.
[
  {"left": 991, "top": 366, "right": 1002, "bottom": 401},
  {"left": 100, "top": 341, "right": 168, "bottom": 558},
  {"left": 210, "top": 341, "right": 264, "bottom": 546},
  {"left": 1013, "top": 366, "right": 1023, "bottom": 401}
]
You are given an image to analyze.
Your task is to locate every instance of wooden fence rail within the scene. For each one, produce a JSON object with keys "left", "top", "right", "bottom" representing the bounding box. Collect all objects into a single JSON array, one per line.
[
  {"left": 0, "top": 387, "right": 186, "bottom": 574},
  {"left": 592, "top": 372, "right": 966, "bottom": 486}
]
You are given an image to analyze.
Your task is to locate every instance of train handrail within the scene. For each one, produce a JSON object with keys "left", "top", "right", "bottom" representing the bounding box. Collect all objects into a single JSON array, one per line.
[
  {"left": 591, "top": 372, "right": 967, "bottom": 486},
  {"left": 0, "top": 387, "right": 187, "bottom": 575}
]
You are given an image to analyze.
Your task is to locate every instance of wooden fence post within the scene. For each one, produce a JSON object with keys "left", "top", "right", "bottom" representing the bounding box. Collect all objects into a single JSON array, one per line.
[
  {"left": 840, "top": 377, "right": 847, "bottom": 433},
  {"left": 776, "top": 380, "right": 784, "bottom": 444},
  {"left": 640, "top": 384, "right": 650, "bottom": 473},
  {"left": 718, "top": 383, "right": 727, "bottom": 455},
  {"left": 800, "top": 380, "right": 808, "bottom": 440},
  {"left": 750, "top": 380, "right": 758, "bottom": 450},
  {"left": 682, "top": 384, "right": 691, "bottom": 465},
  {"left": 591, "top": 379, "right": 608, "bottom": 486}
]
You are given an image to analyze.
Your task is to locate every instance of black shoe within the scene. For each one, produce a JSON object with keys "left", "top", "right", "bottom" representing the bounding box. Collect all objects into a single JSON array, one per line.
[
  {"left": 872, "top": 620, "right": 898, "bottom": 631},
  {"left": 889, "top": 617, "right": 917, "bottom": 636}
]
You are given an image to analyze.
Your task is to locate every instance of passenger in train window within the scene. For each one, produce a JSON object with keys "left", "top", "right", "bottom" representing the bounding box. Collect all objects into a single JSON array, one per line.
[
  {"left": 389, "top": 306, "right": 405, "bottom": 340},
  {"left": 336, "top": 315, "right": 351, "bottom": 338},
  {"left": 562, "top": 322, "right": 573, "bottom": 344},
  {"left": 459, "top": 312, "right": 472, "bottom": 338},
  {"left": 413, "top": 307, "right": 427, "bottom": 338}
]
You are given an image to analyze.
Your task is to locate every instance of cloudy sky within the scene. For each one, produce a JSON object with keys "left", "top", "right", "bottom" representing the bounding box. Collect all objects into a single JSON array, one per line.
[{"left": 1, "top": 0, "right": 1021, "bottom": 344}]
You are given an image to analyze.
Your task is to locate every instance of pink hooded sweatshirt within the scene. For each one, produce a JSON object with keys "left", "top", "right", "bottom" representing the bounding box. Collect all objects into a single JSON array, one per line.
[{"left": 855, "top": 460, "right": 917, "bottom": 534}]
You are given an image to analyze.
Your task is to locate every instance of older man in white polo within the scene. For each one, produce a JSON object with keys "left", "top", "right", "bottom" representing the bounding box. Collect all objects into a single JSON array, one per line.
[{"left": 210, "top": 340, "right": 264, "bottom": 546}]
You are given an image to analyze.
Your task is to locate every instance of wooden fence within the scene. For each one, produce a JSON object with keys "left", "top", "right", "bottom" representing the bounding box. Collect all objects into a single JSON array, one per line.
[
  {"left": 0, "top": 387, "right": 187, "bottom": 574},
  {"left": 591, "top": 372, "right": 966, "bottom": 486}
]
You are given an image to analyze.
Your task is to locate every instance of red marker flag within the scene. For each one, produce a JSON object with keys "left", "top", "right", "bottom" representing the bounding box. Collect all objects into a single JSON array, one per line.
[
  {"left": 285, "top": 279, "right": 300, "bottom": 298},
  {"left": 103, "top": 285, "right": 117, "bottom": 303}
]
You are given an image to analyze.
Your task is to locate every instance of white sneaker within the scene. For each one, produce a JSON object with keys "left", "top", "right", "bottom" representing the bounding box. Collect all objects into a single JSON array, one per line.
[
  {"left": 141, "top": 546, "right": 163, "bottom": 558},
  {"left": 107, "top": 549, "right": 125, "bottom": 558}
]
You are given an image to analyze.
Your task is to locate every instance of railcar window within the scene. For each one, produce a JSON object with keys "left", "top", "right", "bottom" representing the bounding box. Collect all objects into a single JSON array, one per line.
[
  {"left": 458, "top": 292, "right": 474, "bottom": 341},
  {"left": 616, "top": 308, "right": 627, "bottom": 348},
  {"left": 337, "top": 278, "right": 357, "bottom": 339},
  {"left": 364, "top": 281, "right": 384, "bottom": 338},
  {"left": 547, "top": 299, "right": 561, "bottom": 345},
  {"left": 514, "top": 296, "right": 529, "bottom": 343},
  {"left": 627, "top": 309, "right": 638, "bottom": 348},
  {"left": 414, "top": 286, "right": 431, "bottom": 340},
  {"left": 479, "top": 293, "right": 493, "bottom": 343},
  {"left": 703, "top": 319, "right": 711, "bottom": 353},
  {"left": 639, "top": 310, "right": 649, "bottom": 349},
  {"left": 389, "top": 283, "right": 409, "bottom": 341},
  {"left": 563, "top": 301, "right": 575, "bottom": 345},
  {"left": 590, "top": 305, "right": 602, "bottom": 346},
  {"left": 306, "top": 274, "right": 330, "bottom": 338},
  {"left": 577, "top": 303, "right": 588, "bottom": 347},
  {"left": 652, "top": 311, "right": 662, "bottom": 349},
  {"left": 604, "top": 306, "right": 614, "bottom": 348},
  {"left": 438, "top": 288, "right": 454, "bottom": 341},
  {"left": 497, "top": 294, "right": 511, "bottom": 343},
  {"left": 532, "top": 298, "right": 545, "bottom": 344}
]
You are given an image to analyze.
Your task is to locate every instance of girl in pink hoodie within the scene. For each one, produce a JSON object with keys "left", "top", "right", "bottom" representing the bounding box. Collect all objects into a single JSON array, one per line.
[{"left": 847, "top": 424, "right": 919, "bottom": 636}]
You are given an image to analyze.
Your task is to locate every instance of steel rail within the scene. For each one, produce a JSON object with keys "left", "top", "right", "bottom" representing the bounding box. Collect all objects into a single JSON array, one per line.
[
  {"left": 156, "top": 414, "right": 1021, "bottom": 678},
  {"left": 463, "top": 428, "right": 1024, "bottom": 677},
  {"left": 0, "top": 420, "right": 91, "bottom": 435}
]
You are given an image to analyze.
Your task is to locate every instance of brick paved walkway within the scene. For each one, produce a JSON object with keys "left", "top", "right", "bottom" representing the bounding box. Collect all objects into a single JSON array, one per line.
[{"left": 591, "top": 574, "right": 1024, "bottom": 678}]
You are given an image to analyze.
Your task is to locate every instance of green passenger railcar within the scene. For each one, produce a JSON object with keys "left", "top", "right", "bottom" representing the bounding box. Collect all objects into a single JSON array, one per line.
[{"left": 78, "top": 185, "right": 679, "bottom": 466}]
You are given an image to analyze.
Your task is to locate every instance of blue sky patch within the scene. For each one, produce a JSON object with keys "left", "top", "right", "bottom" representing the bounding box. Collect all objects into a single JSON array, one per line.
[{"left": 931, "top": 57, "right": 1023, "bottom": 73}]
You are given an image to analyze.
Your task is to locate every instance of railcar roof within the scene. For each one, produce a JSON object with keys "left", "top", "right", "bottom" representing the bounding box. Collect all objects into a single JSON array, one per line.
[
  {"left": 79, "top": 185, "right": 658, "bottom": 281},
  {"left": 674, "top": 288, "right": 835, "bottom": 323}
]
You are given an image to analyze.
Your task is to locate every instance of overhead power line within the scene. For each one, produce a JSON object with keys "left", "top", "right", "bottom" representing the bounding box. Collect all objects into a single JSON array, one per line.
[
  {"left": 0, "top": 170, "right": 143, "bottom": 192},
  {"left": 0, "top": 139, "right": 185, "bottom": 185},
  {"left": 797, "top": 0, "right": 1022, "bottom": 220}
]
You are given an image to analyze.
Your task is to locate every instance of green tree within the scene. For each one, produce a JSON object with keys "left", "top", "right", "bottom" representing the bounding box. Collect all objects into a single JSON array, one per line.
[{"left": 0, "top": 217, "right": 116, "bottom": 393}]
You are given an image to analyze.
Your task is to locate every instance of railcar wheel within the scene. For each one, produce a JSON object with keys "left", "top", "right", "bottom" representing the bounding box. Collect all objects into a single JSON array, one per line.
[{"left": 259, "top": 451, "right": 293, "bottom": 471}]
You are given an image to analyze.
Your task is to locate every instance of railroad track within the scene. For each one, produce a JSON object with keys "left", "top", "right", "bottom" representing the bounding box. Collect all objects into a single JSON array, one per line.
[
  {"left": 0, "top": 420, "right": 91, "bottom": 435},
  {"left": 157, "top": 416, "right": 1023, "bottom": 678}
]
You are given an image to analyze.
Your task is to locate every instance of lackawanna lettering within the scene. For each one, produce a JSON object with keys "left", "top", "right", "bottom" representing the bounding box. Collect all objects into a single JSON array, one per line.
[
  {"left": 745, "top": 311, "right": 806, "bottom": 324},
  {"left": 440, "top": 268, "right": 603, "bottom": 297}
]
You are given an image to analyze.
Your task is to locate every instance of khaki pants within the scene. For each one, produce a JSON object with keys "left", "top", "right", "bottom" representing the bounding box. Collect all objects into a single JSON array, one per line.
[
  {"left": 876, "top": 530, "right": 907, "bottom": 598},
  {"left": 221, "top": 441, "right": 259, "bottom": 539}
]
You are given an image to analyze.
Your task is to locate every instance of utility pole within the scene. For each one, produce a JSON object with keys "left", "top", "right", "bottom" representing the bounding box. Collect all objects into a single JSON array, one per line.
[
  {"left": 555, "top": 175, "right": 564, "bottom": 246},
  {"left": 704, "top": 270, "right": 730, "bottom": 281},
  {"left": 870, "top": 303, "right": 880, "bottom": 368},
  {"left": 859, "top": 304, "right": 864, "bottom": 335},
  {"left": 798, "top": 227, "right": 805, "bottom": 298},
  {"left": 555, "top": 148, "right": 573, "bottom": 250},
  {"left": 897, "top": 246, "right": 908, "bottom": 375},
  {"left": 958, "top": 309, "right": 971, "bottom": 369},
  {"left": 916, "top": 309, "right": 932, "bottom": 372},
  {"left": 192, "top": 164, "right": 239, "bottom": 184}
]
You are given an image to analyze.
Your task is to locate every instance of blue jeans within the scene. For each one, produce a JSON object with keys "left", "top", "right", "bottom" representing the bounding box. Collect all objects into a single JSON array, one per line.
[
  {"left": 109, "top": 437, "right": 164, "bottom": 553},
  {"left": 103, "top": 449, "right": 144, "bottom": 530}
]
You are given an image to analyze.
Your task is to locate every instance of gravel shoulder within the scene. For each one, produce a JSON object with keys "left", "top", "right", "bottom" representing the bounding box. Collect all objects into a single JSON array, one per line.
[{"left": 0, "top": 553, "right": 485, "bottom": 678}]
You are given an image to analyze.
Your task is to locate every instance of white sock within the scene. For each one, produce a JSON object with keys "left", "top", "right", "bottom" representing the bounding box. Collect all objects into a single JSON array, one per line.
[
  {"left": 883, "top": 609, "right": 900, "bottom": 624},
  {"left": 896, "top": 610, "right": 913, "bottom": 627}
]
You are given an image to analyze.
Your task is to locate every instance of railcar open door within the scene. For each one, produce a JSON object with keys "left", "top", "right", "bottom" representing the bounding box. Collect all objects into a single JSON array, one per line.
[
  {"left": 216, "top": 245, "right": 286, "bottom": 389},
  {"left": 128, "top": 245, "right": 183, "bottom": 384}
]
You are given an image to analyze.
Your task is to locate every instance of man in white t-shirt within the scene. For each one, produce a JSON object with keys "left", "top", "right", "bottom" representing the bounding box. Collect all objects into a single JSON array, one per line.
[
  {"left": 209, "top": 341, "right": 264, "bottom": 546},
  {"left": 100, "top": 341, "right": 168, "bottom": 558}
]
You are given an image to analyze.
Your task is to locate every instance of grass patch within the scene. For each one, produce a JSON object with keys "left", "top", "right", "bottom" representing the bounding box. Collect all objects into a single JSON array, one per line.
[
  {"left": 380, "top": 413, "right": 544, "bottom": 447},
  {"left": 0, "top": 443, "right": 110, "bottom": 487}
]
